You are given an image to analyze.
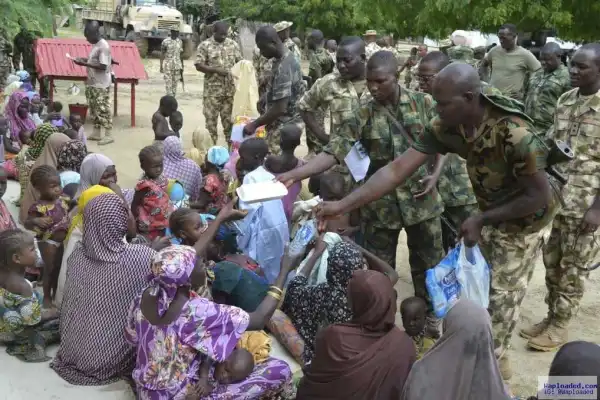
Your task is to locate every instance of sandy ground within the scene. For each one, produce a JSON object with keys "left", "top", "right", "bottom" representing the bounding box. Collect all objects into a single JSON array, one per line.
[{"left": 1, "top": 33, "right": 599, "bottom": 399}]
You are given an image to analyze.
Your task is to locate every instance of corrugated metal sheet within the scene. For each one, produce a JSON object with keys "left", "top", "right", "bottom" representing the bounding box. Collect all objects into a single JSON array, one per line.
[{"left": 35, "top": 38, "right": 148, "bottom": 81}]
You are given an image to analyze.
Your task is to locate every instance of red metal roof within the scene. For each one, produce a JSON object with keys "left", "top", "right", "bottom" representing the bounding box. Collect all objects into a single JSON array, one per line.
[{"left": 35, "top": 38, "right": 148, "bottom": 81}]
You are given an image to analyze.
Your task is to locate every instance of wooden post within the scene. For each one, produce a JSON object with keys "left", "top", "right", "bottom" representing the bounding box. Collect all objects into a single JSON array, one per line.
[
  {"left": 130, "top": 81, "right": 136, "bottom": 127},
  {"left": 49, "top": 78, "right": 55, "bottom": 103},
  {"left": 113, "top": 81, "right": 118, "bottom": 116}
]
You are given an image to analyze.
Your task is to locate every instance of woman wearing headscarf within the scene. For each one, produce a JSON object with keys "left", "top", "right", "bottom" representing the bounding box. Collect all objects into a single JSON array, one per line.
[
  {"left": 5, "top": 91, "right": 36, "bottom": 150},
  {"left": 75, "top": 153, "right": 116, "bottom": 199},
  {"left": 297, "top": 270, "right": 416, "bottom": 399},
  {"left": 56, "top": 140, "right": 88, "bottom": 188},
  {"left": 281, "top": 241, "right": 368, "bottom": 364},
  {"left": 125, "top": 202, "right": 296, "bottom": 399},
  {"left": 162, "top": 136, "right": 202, "bottom": 201},
  {"left": 401, "top": 299, "right": 511, "bottom": 400},
  {"left": 50, "top": 193, "right": 160, "bottom": 385},
  {"left": 19, "top": 131, "right": 70, "bottom": 223}
]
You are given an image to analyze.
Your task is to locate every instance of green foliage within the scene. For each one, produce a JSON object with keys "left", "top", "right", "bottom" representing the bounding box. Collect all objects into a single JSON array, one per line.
[
  {"left": 178, "top": 0, "right": 218, "bottom": 19},
  {"left": 0, "top": 0, "right": 72, "bottom": 37}
]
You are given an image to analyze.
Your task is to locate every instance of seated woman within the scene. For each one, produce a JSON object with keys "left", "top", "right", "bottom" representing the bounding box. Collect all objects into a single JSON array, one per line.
[
  {"left": 3, "top": 91, "right": 37, "bottom": 177},
  {"left": 297, "top": 270, "right": 416, "bottom": 399},
  {"left": 401, "top": 300, "right": 511, "bottom": 400},
  {"left": 126, "top": 202, "right": 297, "bottom": 399},
  {"left": 50, "top": 193, "right": 164, "bottom": 385},
  {"left": 15, "top": 124, "right": 57, "bottom": 202},
  {"left": 162, "top": 136, "right": 203, "bottom": 202},
  {"left": 282, "top": 238, "right": 398, "bottom": 364}
]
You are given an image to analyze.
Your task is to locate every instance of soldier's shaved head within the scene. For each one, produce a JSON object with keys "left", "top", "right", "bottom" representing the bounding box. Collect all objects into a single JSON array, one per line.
[
  {"left": 579, "top": 43, "right": 600, "bottom": 65},
  {"left": 214, "top": 21, "right": 229, "bottom": 34},
  {"left": 256, "top": 26, "right": 280, "bottom": 43},
  {"left": 309, "top": 29, "right": 324, "bottom": 43},
  {"left": 432, "top": 63, "right": 482, "bottom": 127},
  {"left": 339, "top": 36, "right": 365, "bottom": 55},
  {"left": 570, "top": 43, "right": 600, "bottom": 91},
  {"left": 417, "top": 51, "right": 450, "bottom": 94},
  {"left": 367, "top": 50, "right": 398, "bottom": 75},
  {"left": 420, "top": 51, "right": 450, "bottom": 72},
  {"left": 84, "top": 20, "right": 102, "bottom": 44},
  {"left": 337, "top": 37, "right": 367, "bottom": 81},
  {"left": 256, "top": 26, "right": 283, "bottom": 59},
  {"left": 541, "top": 42, "right": 562, "bottom": 56}
]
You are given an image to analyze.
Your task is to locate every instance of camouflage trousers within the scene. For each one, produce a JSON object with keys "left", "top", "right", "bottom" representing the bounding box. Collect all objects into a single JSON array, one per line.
[
  {"left": 542, "top": 214, "right": 598, "bottom": 328},
  {"left": 480, "top": 226, "right": 544, "bottom": 358},
  {"left": 203, "top": 95, "right": 234, "bottom": 145},
  {"left": 305, "top": 109, "right": 327, "bottom": 155},
  {"left": 404, "top": 70, "right": 413, "bottom": 87},
  {"left": 266, "top": 119, "right": 305, "bottom": 156},
  {"left": 362, "top": 217, "right": 445, "bottom": 314},
  {"left": 164, "top": 70, "right": 180, "bottom": 97},
  {"left": 442, "top": 203, "right": 479, "bottom": 251},
  {"left": 85, "top": 86, "right": 113, "bottom": 130}
]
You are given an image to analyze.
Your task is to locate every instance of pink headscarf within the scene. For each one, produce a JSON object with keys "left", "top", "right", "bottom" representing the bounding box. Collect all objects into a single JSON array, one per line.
[{"left": 5, "top": 91, "right": 36, "bottom": 143}]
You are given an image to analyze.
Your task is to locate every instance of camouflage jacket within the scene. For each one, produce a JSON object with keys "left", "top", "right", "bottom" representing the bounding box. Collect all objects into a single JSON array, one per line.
[
  {"left": 284, "top": 38, "right": 302, "bottom": 65},
  {"left": 265, "top": 49, "right": 305, "bottom": 131},
  {"left": 448, "top": 45, "right": 478, "bottom": 68},
  {"left": 161, "top": 37, "right": 183, "bottom": 72},
  {"left": 253, "top": 47, "right": 272, "bottom": 92},
  {"left": 365, "top": 42, "right": 382, "bottom": 61},
  {"left": 325, "top": 86, "right": 444, "bottom": 228},
  {"left": 308, "top": 47, "right": 335, "bottom": 83},
  {"left": 524, "top": 65, "right": 571, "bottom": 135},
  {"left": 548, "top": 88, "right": 600, "bottom": 219},
  {"left": 414, "top": 93, "right": 558, "bottom": 234},
  {"left": 13, "top": 29, "right": 38, "bottom": 71},
  {"left": 196, "top": 37, "right": 242, "bottom": 97}
]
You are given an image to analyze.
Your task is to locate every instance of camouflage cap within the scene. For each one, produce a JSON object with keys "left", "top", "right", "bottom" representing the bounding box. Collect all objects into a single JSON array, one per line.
[
  {"left": 274, "top": 21, "right": 293, "bottom": 32},
  {"left": 364, "top": 30, "right": 377, "bottom": 36},
  {"left": 447, "top": 45, "right": 475, "bottom": 62}
]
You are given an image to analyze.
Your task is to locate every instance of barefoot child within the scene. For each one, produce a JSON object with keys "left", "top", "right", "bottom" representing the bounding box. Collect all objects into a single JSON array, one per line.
[
  {"left": 265, "top": 124, "right": 303, "bottom": 223},
  {"left": 0, "top": 229, "right": 60, "bottom": 362},
  {"left": 24, "top": 165, "right": 70, "bottom": 307},
  {"left": 132, "top": 145, "right": 172, "bottom": 241},
  {"left": 152, "top": 95, "right": 178, "bottom": 146},
  {"left": 401, "top": 296, "right": 435, "bottom": 360}
]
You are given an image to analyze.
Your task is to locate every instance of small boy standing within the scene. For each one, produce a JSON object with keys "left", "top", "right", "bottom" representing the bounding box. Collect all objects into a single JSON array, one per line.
[
  {"left": 69, "top": 113, "right": 87, "bottom": 145},
  {"left": 170, "top": 110, "right": 184, "bottom": 142},
  {"left": 401, "top": 296, "right": 435, "bottom": 360},
  {"left": 152, "top": 95, "right": 178, "bottom": 147}
]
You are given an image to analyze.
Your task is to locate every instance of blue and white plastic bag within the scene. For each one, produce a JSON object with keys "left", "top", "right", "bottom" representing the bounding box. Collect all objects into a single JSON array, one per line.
[{"left": 426, "top": 240, "right": 490, "bottom": 318}]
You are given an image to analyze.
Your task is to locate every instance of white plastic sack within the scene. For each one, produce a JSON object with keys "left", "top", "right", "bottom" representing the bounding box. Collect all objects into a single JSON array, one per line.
[
  {"left": 455, "top": 241, "right": 490, "bottom": 309},
  {"left": 230, "top": 60, "right": 259, "bottom": 119}
]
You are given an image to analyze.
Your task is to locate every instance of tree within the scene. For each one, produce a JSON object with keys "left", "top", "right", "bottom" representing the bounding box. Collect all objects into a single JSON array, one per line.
[{"left": 0, "top": 0, "right": 72, "bottom": 37}]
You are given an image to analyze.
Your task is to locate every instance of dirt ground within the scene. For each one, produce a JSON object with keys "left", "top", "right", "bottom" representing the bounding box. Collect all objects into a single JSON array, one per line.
[{"left": 27, "top": 35, "right": 600, "bottom": 399}]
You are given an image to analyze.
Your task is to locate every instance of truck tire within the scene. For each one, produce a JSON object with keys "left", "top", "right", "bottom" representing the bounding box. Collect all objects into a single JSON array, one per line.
[
  {"left": 182, "top": 39, "right": 194, "bottom": 60},
  {"left": 135, "top": 37, "right": 149, "bottom": 58}
]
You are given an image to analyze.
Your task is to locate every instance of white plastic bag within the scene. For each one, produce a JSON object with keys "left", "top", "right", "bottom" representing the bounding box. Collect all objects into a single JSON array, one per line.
[{"left": 456, "top": 241, "right": 490, "bottom": 309}]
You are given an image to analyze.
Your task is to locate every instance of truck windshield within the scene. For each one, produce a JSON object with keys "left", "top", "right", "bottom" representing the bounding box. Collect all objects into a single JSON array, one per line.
[{"left": 135, "top": 0, "right": 167, "bottom": 5}]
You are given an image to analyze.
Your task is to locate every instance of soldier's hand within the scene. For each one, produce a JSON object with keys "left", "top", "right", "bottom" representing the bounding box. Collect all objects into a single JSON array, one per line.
[
  {"left": 459, "top": 215, "right": 484, "bottom": 247},
  {"left": 582, "top": 207, "right": 600, "bottom": 234},
  {"left": 315, "top": 201, "right": 344, "bottom": 221},
  {"left": 414, "top": 174, "right": 438, "bottom": 199}
]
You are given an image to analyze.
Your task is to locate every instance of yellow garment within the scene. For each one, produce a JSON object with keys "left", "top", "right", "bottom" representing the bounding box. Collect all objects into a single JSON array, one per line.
[
  {"left": 230, "top": 60, "right": 260, "bottom": 119},
  {"left": 189, "top": 125, "right": 213, "bottom": 166},
  {"left": 236, "top": 330, "right": 271, "bottom": 365},
  {"left": 66, "top": 185, "right": 114, "bottom": 240},
  {"left": 413, "top": 335, "right": 436, "bottom": 360}
]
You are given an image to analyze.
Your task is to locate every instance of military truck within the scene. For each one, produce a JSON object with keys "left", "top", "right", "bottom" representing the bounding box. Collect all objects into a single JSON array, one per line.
[{"left": 81, "top": 0, "right": 194, "bottom": 59}]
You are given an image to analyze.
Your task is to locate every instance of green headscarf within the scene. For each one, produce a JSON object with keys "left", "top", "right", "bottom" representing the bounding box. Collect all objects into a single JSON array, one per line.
[{"left": 26, "top": 123, "right": 57, "bottom": 160}]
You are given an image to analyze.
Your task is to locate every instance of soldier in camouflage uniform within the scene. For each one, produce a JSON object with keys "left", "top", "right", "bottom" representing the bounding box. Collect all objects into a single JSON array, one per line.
[
  {"left": 447, "top": 45, "right": 478, "bottom": 67},
  {"left": 243, "top": 26, "right": 305, "bottom": 155},
  {"left": 363, "top": 30, "right": 381, "bottom": 61},
  {"left": 417, "top": 51, "right": 479, "bottom": 249},
  {"left": 292, "top": 37, "right": 370, "bottom": 192},
  {"left": 160, "top": 29, "right": 183, "bottom": 97},
  {"left": 521, "top": 44, "right": 600, "bottom": 352},
  {"left": 523, "top": 42, "right": 571, "bottom": 135},
  {"left": 273, "top": 21, "right": 301, "bottom": 65},
  {"left": 302, "top": 29, "right": 335, "bottom": 156},
  {"left": 253, "top": 46, "right": 272, "bottom": 100},
  {"left": 195, "top": 21, "right": 242, "bottom": 145},
  {"left": 13, "top": 23, "right": 40, "bottom": 90},
  {"left": 317, "top": 63, "right": 560, "bottom": 380},
  {"left": 0, "top": 30, "right": 12, "bottom": 88}
]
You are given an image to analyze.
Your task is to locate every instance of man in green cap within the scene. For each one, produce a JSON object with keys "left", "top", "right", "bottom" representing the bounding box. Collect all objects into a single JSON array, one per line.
[{"left": 274, "top": 21, "right": 301, "bottom": 64}]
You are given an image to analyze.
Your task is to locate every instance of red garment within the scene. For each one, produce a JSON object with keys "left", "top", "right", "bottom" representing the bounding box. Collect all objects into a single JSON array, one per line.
[
  {"left": 135, "top": 178, "right": 171, "bottom": 239},
  {"left": 224, "top": 254, "right": 265, "bottom": 277}
]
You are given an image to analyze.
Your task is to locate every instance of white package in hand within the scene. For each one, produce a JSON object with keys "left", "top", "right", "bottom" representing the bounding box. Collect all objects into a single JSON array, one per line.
[
  {"left": 455, "top": 241, "right": 490, "bottom": 309},
  {"left": 426, "top": 246, "right": 462, "bottom": 318}
]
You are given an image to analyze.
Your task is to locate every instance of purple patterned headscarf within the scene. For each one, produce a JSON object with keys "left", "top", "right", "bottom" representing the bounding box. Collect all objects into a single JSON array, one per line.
[
  {"left": 5, "top": 91, "right": 36, "bottom": 142},
  {"left": 148, "top": 245, "right": 200, "bottom": 316}
]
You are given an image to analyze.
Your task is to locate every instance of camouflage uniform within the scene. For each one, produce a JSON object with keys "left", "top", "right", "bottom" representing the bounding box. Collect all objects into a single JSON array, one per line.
[
  {"left": 85, "top": 86, "right": 112, "bottom": 131},
  {"left": 325, "top": 86, "right": 445, "bottom": 317},
  {"left": 447, "top": 45, "right": 478, "bottom": 67},
  {"left": 524, "top": 65, "right": 571, "bottom": 135},
  {"left": 264, "top": 49, "right": 305, "bottom": 155},
  {"left": 523, "top": 88, "right": 600, "bottom": 349},
  {"left": 303, "top": 48, "right": 335, "bottom": 154},
  {"left": 253, "top": 47, "right": 272, "bottom": 99},
  {"left": 413, "top": 92, "right": 560, "bottom": 362},
  {"left": 161, "top": 37, "right": 183, "bottom": 97},
  {"left": 365, "top": 42, "right": 382, "bottom": 61},
  {"left": 284, "top": 38, "right": 302, "bottom": 65},
  {"left": 403, "top": 55, "right": 419, "bottom": 88},
  {"left": 0, "top": 36, "right": 12, "bottom": 87},
  {"left": 298, "top": 72, "right": 371, "bottom": 191},
  {"left": 196, "top": 37, "right": 242, "bottom": 144},
  {"left": 13, "top": 29, "right": 38, "bottom": 86}
]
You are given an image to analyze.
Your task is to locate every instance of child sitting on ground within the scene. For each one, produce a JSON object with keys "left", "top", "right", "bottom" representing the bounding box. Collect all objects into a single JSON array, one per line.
[
  {"left": 192, "top": 146, "right": 232, "bottom": 214},
  {"left": 237, "top": 138, "right": 289, "bottom": 283},
  {"left": 264, "top": 124, "right": 304, "bottom": 223},
  {"left": 24, "top": 165, "right": 70, "bottom": 308},
  {"left": 132, "top": 145, "right": 172, "bottom": 241},
  {"left": 152, "top": 95, "right": 178, "bottom": 146},
  {"left": 170, "top": 110, "right": 183, "bottom": 142},
  {"left": 0, "top": 229, "right": 60, "bottom": 362},
  {"left": 401, "top": 296, "right": 435, "bottom": 360},
  {"left": 213, "top": 348, "right": 255, "bottom": 384},
  {"left": 69, "top": 113, "right": 86, "bottom": 145},
  {"left": 44, "top": 102, "right": 69, "bottom": 131},
  {"left": 318, "top": 171, "right": 360, "bottom": 238}
]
